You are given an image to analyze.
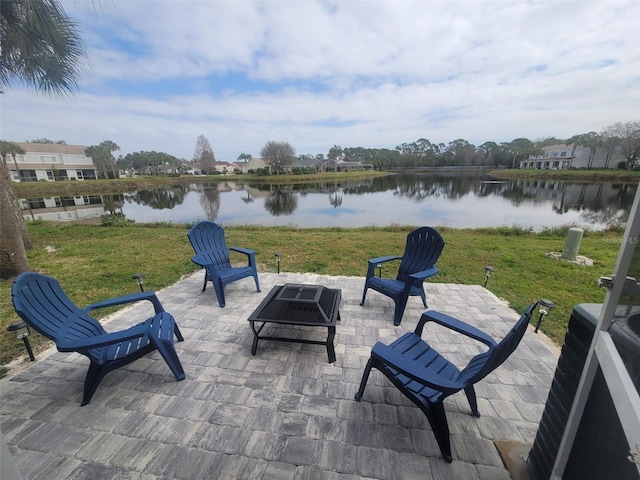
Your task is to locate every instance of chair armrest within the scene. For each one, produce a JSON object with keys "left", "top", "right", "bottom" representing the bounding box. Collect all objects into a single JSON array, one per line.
[
  {"left": 82, "top": 291, "right": 165, "bottom": 315},
  {"left": 230, "top": 246, "right": 257, "bottom": 267},
  {"left": 368, "top": 255, "right": 401, "bottom": 266},
  {"left": 366, "top": 256, "right": 401, "bottom": 278},
  {"left": 57, "top": 323, "right": 148, "bottom": 351},
  {"left": 415, "top": 310, "right": 497, "bottom": 347},
  {"left": 191, "top": 253, "right": 211, "bottom": 267},
  {"left": 229, "top": 246, "right": 255, "bottom": 257},
  {"left": 408, "top": 266, "right": 439, "bottom": 282},
  {"left": 372, "top": 342, "right": 464, "bottom": 394}
]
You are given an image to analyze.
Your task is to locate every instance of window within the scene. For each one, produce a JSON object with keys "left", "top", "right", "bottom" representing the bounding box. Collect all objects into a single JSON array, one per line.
[
  {"left": 81, "top": 169, "right": 97, "bottom": 180},
  {"left": 39, "top": 155, "right": 58, "bottom": 163},
  {"left": 19, "top": 170, "right": 38, "bottom": 182},
  {"left": 561, "top": 152, "right": 567, "bottom": 157},
  {"left": 69, "top": 156, "right": 87, "bottom": 164},
  {"left": 27, "top": 198, "right": 46, "bottom": 209},
  {"left": 76, "top": 170, "right": 84, "bottom": 180},
  {"left": 46, "top": 171, "right": 54, "bottom": 181}
]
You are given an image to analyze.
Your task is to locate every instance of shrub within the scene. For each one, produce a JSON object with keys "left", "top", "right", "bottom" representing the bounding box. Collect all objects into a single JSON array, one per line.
[{"left": 100, "top": 213, "right": 133, "bottom": 226}]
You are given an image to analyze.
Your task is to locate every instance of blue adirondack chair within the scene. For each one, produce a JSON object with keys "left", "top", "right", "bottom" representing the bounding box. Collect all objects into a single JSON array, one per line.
[
  {"left": 11, "top": 272, "right": 185, "bottom": 406},
  {"left": 187, "top": 221, "right": 261, "bottom": 307},
  {"left": 355, "top": 302, "right": 537, "bottom": 462},
  {"left": 360, "top": 226, "right": 445, "bottom": 326}
]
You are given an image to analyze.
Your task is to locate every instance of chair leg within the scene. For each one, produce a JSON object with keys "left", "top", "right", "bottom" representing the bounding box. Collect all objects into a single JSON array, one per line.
[
  {"left": 154, "top": 339, "right": 186, "bottom": 381},
  {"left": 253, "top": 273, "right": 261, "bottom": 293},
  {"left": 213, "top": 280, "right": 226, "bottom": 308},
  {"left": 360, "top": 285, "right": 368, "bottom": 306},
  {"left": 428, "top": 401, "right": 453, "bottom": 463},
  {"left": 355, "top": 357, "right": 374, "bottom": 400},
  {"left": 464, "top": 385, "right": 480, "bottom": 417},
  {"left": 82, "top": 361, "right": 108, "bottom": 406},
  {"left": 419, "top": 287, "right": 428, "bottom": 308},
  {"left": 201, "top": 273, "right": 207, "bottom": 292},
  {"left": 393, "top": 295, "right": 410, "bottom": 326},
  {"left": 174, "top": 323, "right": 184, "bottom": 342}
]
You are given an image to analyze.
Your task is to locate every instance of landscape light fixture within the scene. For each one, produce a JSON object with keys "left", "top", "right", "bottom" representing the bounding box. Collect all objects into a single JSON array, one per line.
[
  {"left": 535, "top": 299, "right": 556, "bottom": 333},
  {"left": 275, "top": 253, "right": 281, "bottom": 274},
  {"left": 377, "top": 264, "right": 383, "bottom": 278},
  {"left": 483, "top": 266, "right": 495, "bottom": 288},
  {"left": 132, "top": 273, "right": 145, "bottom": 292},
  {"left": 7, "top": 320, "right": 35, "bottom": 361}
]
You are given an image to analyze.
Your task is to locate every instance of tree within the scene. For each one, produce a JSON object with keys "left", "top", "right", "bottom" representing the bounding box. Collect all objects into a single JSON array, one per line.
[
  {"left": 0, "top": 141, "right": 31, "bottom": 277},
  {"left": 601, "top": 121, "right": 640, "bottom": 169},
  {"left": 0, "top": 0, "right": 86, "bottom": 95},
  {"left": 507, "top": 138, "right": 535, "bottom": 168},
  {"left": 193, "top": 135, "right": 216, "bottom": 174},
  {"left": 445, "top": 139, "right": 476, "bottom": 166},
  {"left": 29, "top": 138, "right": 67, "bottom": 144},
  {"left": 565, "top": 132, "right": 602, "bottom": 169},
  {"left": 237, "top": 152, "right": 252, "bottom": 173},
  {"left": 478, "top": 141, "right": 505, "bottom": 167},
  {"left": 328, "top": 145, "right": 343, "bottom": 161},
  {"left": 0, "top": 0, "right": 87, "bottom": 278},
  {"left": 260, "top": 141, "right": 296, "bottom": 174},
  {"left": 85, "top": 140, "right": 120, "bottom": 179},
  {"left": 118, "top": 151, "right": 180, "bottom": 176}
]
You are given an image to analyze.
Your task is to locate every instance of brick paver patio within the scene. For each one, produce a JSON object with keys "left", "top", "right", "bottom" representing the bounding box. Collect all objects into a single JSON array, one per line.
[{"left": 1, "top": 272, "right": 559, "bottom": 479}]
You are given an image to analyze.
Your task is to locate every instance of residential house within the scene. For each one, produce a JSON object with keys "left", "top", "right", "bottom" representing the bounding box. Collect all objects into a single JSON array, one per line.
[
  {"left": 292, "top": 157, "right": 373, "bottom": 173},
  {"left": 6, "top": 142, "right": 97, "bottom": 182},
  {"left": 235, "top": 157, "right": 268, "bottom": 173},
  {"left": 212, "top": 161, "right": 234, "bottom": 174},
  {"left": 329, "top": 160, "right": 373, "bottom": 172},
  {"left": 521, "top": 143, "right": 625, "bottom": 170},
  {"left": 230, "top": 156, "right": 371, "bottom": 174}
]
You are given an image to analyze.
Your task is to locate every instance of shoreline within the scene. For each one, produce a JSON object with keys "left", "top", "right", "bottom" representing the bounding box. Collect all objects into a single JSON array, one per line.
[{"left": 11, "top": 168, "right": 639, "bottom": 198}]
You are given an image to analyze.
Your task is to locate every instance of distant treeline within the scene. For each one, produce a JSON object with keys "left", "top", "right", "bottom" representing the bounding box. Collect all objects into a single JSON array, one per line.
[{"left": 334, "top": 120, "right": 640, "bottom": 171}]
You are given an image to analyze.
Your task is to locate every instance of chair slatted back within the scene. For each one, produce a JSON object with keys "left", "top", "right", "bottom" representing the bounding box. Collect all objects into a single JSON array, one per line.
[
  {"left": 187, "top": 221, "right": 232, "bottom": 270},
  {"left": 12, "top": 273, "right": 108, "bottom": 360},
  {"left": 458, "top": 303, "right": 536, "bottom": 385},
  {"left": 397, "top": 227, "right": 445, "bottom": 286}
]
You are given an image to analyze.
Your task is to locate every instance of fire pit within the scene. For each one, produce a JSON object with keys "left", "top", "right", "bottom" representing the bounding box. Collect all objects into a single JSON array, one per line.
[{"left": 247, "top": 284, "right": 341, "bottom": 363}]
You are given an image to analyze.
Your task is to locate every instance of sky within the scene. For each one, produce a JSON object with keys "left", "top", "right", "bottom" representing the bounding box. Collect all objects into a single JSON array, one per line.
[{"left": 1, "top": 0, "right": 639, "bottom": 162}]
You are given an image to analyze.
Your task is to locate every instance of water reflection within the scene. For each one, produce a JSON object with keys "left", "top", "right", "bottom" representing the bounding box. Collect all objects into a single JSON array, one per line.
[
  {"left": 19, "top": 194, "right": 123, "bottom": 222},
  {"left": 21, "top": 173, "right": 637, "bottom": 229},
  {"left": 124, "top": 184, "right": 189, "bottom": 209},
  {"left": 200, "top": 186, "right": 220, "bottom": 221},
  {"left": 264, "top": 187, "right": 298, "bottom": 216}
]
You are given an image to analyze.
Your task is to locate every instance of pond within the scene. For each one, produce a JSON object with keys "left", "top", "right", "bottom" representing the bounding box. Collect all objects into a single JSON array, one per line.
[{"left": 22, "top": 173, "right": 637, "bottom": 230}]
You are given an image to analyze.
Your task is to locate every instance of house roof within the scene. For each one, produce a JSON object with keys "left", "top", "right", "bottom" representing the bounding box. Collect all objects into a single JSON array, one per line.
[
  {"left": 10, "top": 142, "right": 88, "bottom": 155},
  {"left": 295, "top": 157, "right": 324, "bottom": 167},
  {"left": 244, "top": 158, "right": 267, "bottom": 169}
]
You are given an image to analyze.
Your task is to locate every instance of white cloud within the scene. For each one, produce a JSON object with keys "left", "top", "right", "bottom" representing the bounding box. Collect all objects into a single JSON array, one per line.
[{"left": 1, "top": 0, "right": 638, "bottom": 161}]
